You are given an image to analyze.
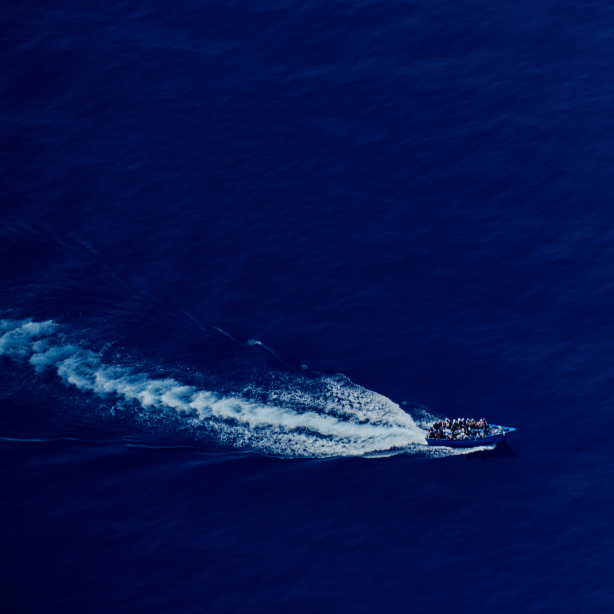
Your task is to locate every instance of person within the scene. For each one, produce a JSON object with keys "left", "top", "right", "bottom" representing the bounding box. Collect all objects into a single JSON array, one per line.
[{"left": 429, "top": 417, "right": 504, "bottom": 440}]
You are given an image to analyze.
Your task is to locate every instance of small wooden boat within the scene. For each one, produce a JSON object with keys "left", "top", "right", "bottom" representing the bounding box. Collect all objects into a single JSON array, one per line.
[{"left": 426, "top": 425, "right": 516, "bottom": 447}]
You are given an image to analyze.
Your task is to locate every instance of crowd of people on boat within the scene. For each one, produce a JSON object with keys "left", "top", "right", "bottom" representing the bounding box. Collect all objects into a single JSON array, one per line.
[{"left": 427, "top": 418, "right": 503, "bottom": 440}]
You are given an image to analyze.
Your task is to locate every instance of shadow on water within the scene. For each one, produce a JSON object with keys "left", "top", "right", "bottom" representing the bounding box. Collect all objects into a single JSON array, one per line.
[{"left": 464, "top": 441, "right": 519, "bottom": 459}]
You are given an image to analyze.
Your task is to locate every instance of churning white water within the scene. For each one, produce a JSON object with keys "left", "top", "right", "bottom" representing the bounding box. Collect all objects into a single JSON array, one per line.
[{"left": 0, "top": 319, "right": 488, "bottom": 458}]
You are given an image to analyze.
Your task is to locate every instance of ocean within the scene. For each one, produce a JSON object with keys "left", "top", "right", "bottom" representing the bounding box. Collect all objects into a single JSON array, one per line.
[{"left": 2, "top": 0, "right": 614, "bottom": 611}]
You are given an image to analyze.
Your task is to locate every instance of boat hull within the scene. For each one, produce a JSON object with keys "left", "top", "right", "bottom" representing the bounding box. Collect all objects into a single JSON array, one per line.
[{"left": 426, "top": 425, "right": 516, "bottom": 447}]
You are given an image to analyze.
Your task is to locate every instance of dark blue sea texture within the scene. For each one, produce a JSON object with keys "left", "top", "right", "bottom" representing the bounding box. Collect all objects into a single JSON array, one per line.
[{"left": 2, "top": 0, "right": 614, "bottom": 612}]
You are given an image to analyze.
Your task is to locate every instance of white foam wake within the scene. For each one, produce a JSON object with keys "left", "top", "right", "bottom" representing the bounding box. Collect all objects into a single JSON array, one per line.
[{"left": 0, "top": 319, "right": 481, "bottom": 458}]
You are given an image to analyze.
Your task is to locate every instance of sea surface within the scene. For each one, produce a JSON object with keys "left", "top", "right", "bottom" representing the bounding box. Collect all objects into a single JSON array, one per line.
[{"left": 2, "top": 1, "right": 614, "bottom": 612}]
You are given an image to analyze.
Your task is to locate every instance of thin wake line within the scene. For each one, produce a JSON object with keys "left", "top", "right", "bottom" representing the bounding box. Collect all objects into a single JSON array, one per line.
[{"left": 182, "top": 310, "right": 302, "bottom": 370}]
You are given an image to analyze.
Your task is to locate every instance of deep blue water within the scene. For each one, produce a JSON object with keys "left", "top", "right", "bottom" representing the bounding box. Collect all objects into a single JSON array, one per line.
[{"left": 2, "top": 1, "right": 614, "bottom": 611}]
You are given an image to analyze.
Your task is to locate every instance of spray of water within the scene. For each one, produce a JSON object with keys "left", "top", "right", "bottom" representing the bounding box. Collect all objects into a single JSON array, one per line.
[{"left": 0, "top": 319, "right": 487, "bottom": 458}]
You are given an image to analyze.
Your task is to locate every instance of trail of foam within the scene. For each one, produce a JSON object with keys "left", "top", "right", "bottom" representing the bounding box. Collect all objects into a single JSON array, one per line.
[{"left": 0, "top": 319, "right": 467, "bottom": 458}]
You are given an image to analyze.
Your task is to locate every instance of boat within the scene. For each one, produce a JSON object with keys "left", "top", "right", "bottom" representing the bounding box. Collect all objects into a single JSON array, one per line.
[{"left": 426, "top": 425, "right": 516, "bottom": 447}]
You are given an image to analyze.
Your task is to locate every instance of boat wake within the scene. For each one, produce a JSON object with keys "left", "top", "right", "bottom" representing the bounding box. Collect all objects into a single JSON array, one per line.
[{"left": 0, "top": 319, "right": 491, "bottom": 458}]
